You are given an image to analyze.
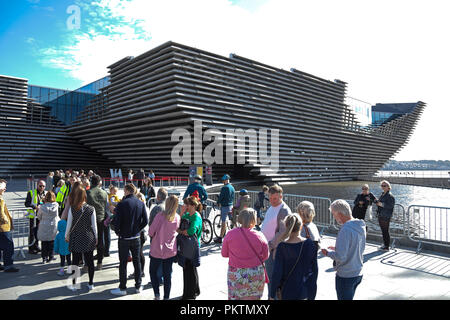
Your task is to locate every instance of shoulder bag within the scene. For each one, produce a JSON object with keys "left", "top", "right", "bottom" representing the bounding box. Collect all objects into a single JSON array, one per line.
[
  {"left": 66, "top": 206, "right": 84, "bottom": 241},
  {"left": 239, "top": 228, "right": 269, "bottom": 283},
  {"left": 276, "top": 241, "right": 304, "bottom": 300}
]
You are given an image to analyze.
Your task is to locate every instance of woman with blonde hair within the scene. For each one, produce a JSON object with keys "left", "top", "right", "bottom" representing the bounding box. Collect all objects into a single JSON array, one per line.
[
  {"left": 376, "top": 180, "right": 395, "bottom": 251},
  {"left": 221, "top": 208, "right": 269, "bottom": 300},
  {"left": 270, "top": 213, "right": 318, "bottom": 300},
  {"left": 148, "top": 195, "right": 180, "bottom": 300},
  {"left": 297, "top": 201, "right": 321, "bottom": 250}
]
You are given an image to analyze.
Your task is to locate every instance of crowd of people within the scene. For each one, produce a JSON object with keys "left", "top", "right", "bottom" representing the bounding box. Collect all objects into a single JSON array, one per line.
[{"left": 0, "top": 169, "right": 397, "bottom": 300}]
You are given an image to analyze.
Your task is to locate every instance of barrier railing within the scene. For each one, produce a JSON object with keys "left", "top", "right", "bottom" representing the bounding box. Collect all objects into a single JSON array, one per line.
[
  {"left": 10, "top": 210, "right": 33, "bottom": 259},
  {"left": 209, "top": 191, "right": 333, "bottom": 231},
  {"left": 345, "top": 200, "right": 407, "bottom": 248},
  {"left": 102, "top": 176, "right": 189, "bottom": 188},
  {"left": 407, "top": 205, "right": 450, "bottom": 253}
]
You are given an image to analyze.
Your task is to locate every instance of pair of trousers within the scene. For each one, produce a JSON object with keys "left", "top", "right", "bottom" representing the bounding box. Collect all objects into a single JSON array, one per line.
[
  {"left": 29, "top": 218, "right": 39, "bottom": 250},
  {"left": 335, "top": 275, "right": 363, "bottom": 300},
  {"left": 150, "top": 256, "right": 175, "bottom": 299},
  {"left": 118, "top": 238, "right": 141, "bottom": 290},
  {"left": 103, "top": 224, "right": 110, "bottom": 255},
  {"left": 138, "top": 231, "right": 146, "bottom": 274},
  {"left": 60, "top": 254, "right": 72, "bottom": 267},
  {"left": 96, "top": 220, "right": 105, "bottom": 264},
  {"left": 41, "top": 241, "right": 54, "bottom": 260},
  {"left": 72, "top": 251, "right": 95, "bottom": 285},
  {"left": 265, "top": 250, "right": 275, "bottom": 299},
  {"left": 378, "top": 217, "right": 391, "bottom": 248},
  {"left": 0, "top": 232, "right": 14, "bottom": 268},
  {"left": 182, "top": 259, "right": 200, "bottom": 299}
]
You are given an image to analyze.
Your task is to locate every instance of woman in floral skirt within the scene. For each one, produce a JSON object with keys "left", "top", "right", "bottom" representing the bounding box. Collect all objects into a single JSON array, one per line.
[{"left": 221, "top": 208, "right": 269, "bottom": 300}]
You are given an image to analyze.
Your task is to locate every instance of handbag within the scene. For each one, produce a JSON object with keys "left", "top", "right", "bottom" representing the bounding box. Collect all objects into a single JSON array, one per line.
[
  {"left": 276, "top": 241, "right": 304, "bottom": 300},
  {"left": 177, "top": 218, "right": 199, "bottom": 260},
  {"left": 239, "top": 228, "right": 269, "bottom": 283},
  {"left": 66, "top": 206, "right": 84, "bottom": 242}
]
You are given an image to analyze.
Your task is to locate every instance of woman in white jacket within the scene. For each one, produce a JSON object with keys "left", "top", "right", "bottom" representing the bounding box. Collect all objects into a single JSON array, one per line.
[{"left": 37, "top": 191, "right": 59, "bottom": 263}]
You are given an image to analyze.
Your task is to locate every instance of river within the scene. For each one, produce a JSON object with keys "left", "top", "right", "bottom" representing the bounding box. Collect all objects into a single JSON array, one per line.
[{"left": 247, "top": 180, "right": 450, "bottom": 208}]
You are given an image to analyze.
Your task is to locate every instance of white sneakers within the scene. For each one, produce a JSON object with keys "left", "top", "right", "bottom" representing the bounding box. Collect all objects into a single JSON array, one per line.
[
  {"left": 87, "top": 284, "right": 95, "bottom": 291},
  {"left": 110, "top": 288, "right": 127, "bottom": 296},
  {"left": 67, "top": 285, "right": 79, "bottom": 292}
]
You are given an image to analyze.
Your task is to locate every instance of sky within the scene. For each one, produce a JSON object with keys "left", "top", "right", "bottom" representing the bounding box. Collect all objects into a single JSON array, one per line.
[{"left": 1, "top": 0, "right": 450, "bottom": 161}]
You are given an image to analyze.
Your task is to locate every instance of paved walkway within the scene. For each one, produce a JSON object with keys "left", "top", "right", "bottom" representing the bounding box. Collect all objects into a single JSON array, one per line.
[
  {"left": 1, "top": 232, "right": 449, "bottom": 300},
  {"left": 1, "top": 183, "right": 449, "bottom": 300}
]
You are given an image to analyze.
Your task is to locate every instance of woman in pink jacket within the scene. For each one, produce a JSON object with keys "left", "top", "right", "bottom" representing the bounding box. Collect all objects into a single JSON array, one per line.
[
  {"left": 221, "top": 208, "right": 269, "bottom": 300},
  {"left": 148, "top": 195, "right": 180, "bottom": 300}
]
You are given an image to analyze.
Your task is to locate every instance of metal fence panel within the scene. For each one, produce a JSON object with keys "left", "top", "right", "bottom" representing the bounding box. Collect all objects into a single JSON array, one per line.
[
  {"left": 344, "top": 200, "right": 407, "bottom": 241},
  {"left": 10, "top": 210, "right": 32, "bottom": 258},
  {"left": 407, "top": 205, "right": 450, "bottom": 249}
]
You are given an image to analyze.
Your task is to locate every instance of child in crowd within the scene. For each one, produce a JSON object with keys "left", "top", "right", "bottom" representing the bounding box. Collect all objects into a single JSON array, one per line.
[
  {"left": 37, "top": 191, "right": 59, "bottom": 263},
  {"left": 104, "top": 185, "right": 120, "bottom": 229},
  {"left": 54, "top": 219, "right": 71, "bottom": 276},
  {"left": 232, "top": 189, "right": 252, "bottom": 226}
]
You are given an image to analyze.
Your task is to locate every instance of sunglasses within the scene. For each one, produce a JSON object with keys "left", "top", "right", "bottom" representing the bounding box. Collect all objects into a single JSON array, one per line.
[
  {"left": 381, "top": 184, "right": 388, "bottom": 187},
  {"left": 38, "top": 185, "right": 45, "bottom": 187}
]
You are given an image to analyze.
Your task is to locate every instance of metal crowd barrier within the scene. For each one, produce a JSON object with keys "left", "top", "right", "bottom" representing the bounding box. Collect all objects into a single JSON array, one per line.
[
  {"left": 281, "top": 193, "right": 333, "bottom": 231},
  {"left": 209, "top": 191, "right": 333, "bottom": 231},
  {"left": 344, "top": 199, "right": 407, "bottom": 248},
  {"left": 407, "top": 205, "right": 450, "bottom": 253},
  {"left": 102, "top": 176, "right": 189, "bottom": 188},
  {"left": 10, "top": 210, "right": 34, "bottom": 259}
]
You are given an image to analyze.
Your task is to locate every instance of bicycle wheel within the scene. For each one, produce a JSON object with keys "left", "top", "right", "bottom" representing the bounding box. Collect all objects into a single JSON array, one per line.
[
  {"left": 213, "top": 214, "right": 223, "bottom": 238},
  {"left": 201, "top": 219, "right": 213, "bottom": 244}
]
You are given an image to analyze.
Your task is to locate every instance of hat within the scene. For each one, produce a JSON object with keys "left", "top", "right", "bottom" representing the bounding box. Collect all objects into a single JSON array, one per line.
[
  {"left": 221, "top": 174, "right": 231, "bottom": 181},
  {"left": 194, "top": 174, "right": 202, "bottom": 181},
  {"left": 239, "top": 189, "right": 248, "bottom": 195}
]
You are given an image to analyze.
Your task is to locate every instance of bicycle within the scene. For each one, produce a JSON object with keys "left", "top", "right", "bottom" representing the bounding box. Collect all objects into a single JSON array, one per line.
[
  {"left": 200, "top": 203, "right": 213, "bottom": 245},
  {"left": 212, "top": 202, "right": 237, "bottom": 238}
]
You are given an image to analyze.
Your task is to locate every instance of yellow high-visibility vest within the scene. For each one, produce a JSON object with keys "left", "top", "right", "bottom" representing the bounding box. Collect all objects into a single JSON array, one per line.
[{"left": 25, "top": 189, "right": 39, "bottom": 218}]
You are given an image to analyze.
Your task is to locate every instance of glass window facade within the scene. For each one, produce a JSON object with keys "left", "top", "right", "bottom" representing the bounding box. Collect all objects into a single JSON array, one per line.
[
  {"left": 372, "top": 111, "right": 395, "bottom": 126},
  {"left": 28, "top": 76, "right": 110, "bottom": 126}
]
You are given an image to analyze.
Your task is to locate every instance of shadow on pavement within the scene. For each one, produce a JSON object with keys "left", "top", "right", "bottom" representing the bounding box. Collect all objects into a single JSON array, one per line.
[{"left": 18, "top": 279, "right": 119, "bottom": 300}]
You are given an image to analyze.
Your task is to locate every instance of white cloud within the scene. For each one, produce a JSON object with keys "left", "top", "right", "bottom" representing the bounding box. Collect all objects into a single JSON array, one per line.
[{"left": 37, "top": 0, "right": 450, "bottom": 160}]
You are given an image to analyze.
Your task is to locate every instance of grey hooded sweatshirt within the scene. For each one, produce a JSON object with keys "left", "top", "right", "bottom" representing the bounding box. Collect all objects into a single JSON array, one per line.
[{"left": 327, "top": 219, "right": 366, "bottom": 278}]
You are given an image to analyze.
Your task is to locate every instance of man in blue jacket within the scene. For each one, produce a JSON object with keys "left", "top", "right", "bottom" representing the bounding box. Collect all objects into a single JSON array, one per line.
[
  {"left": 213, "top": 174, "right": 235, "bottom": 244},
  {"left": 183, "top": 175, "right": 208, "bottom": 204},
  {"left": 110, "top": 183, "right": 148, "bottom": 296}
]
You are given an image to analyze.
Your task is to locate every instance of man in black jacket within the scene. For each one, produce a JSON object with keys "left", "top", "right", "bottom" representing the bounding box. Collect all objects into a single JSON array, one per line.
[{"left": 110, "top": 183, "right": 148, "bottom": 296}]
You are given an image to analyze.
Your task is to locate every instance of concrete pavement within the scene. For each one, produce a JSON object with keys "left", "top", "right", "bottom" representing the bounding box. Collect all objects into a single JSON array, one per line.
[{"left": 1, "top": 180, "right": 449, "bottom": 300}]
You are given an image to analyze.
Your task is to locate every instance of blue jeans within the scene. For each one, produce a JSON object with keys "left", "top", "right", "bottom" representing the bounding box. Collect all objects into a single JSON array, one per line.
[
  {"left": 0, "top": 232, "right": 14, "bottom": 268},
  {"left": 335, "top": 275, "right": 363, "bottom": 300},
  {"left": 265, "top": 250, "right": 275, "bottom": 299},
  {"left": 150, "top": 256, "right": 175, "bottom": 299}
]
